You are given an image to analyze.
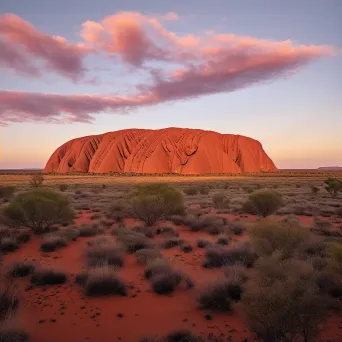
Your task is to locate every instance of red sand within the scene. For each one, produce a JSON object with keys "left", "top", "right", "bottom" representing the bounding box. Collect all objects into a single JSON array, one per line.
[{"left": 3, "top": 212, "right": 342, "bottom": 342}]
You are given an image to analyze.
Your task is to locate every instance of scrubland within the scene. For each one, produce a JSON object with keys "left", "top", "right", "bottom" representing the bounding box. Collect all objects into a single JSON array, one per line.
[{"left": 0, "top": 170, "right": 341, "bottom": 342}]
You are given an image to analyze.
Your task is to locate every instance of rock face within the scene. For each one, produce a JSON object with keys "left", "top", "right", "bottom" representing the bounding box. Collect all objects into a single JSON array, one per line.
[{"left": 44, "top": 128, "right": 277, "bottom": 174}]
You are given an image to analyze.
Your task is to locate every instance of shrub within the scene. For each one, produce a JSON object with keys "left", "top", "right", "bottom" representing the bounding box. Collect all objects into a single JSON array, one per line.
[
  {"left": 0, "top": 329, "right": 29, "bottom": 342},
  {"left": 212, "top": 192, "right": 229, "bottom": 209},
  {"left": 242, "top": 189, "right": 283, "bottom": 217},
  {"left": 40, "top": 235, "right": 67, "bottom": 252},
  {"left": 30, "top": 268, "right": 67, "bottom": 285},
  {"left": 282, "top": 214, "right": 299, "bottom": 225},
  {"left": 8, "top": 261, "right": 36, "bottom": 277},
  {"left": 309, "top": 184, "right": 320, "bottom": 195},
  {"left": 151, "top": 272, "right": 182, "bottom": 294},
  {"left": 0, "top": 186, "right": 15, "bottom": 201},
  {"left": 85, "top": 244, "right": 124, "bottom": 268},
  {"left": 196, "top": 239, "right": 212, "bottom": 248},
  {"left": 183, "top": 187, "right": 198, "bottom": 196},
  {"left": 150, "top": 269, "right": 193, "bottom": 295},
  {"left": 80, "top": 267, "right": 127, "bottom": 296},
  {"left": 216, "top": 236, "right": 229, "bottom": 245},
  {"left": 107, "top": 199, "right": 132, "bottom": 222},
  {"left": 170, "top": 215, "right": 185, "bottom": 225},
  {"left": 198, "top": 185, "right": 210, "bottom": 195},
  {"left": 57, "top": 227, "right": 79, "bottom": 241},
  {"left": 158, "top": 226, "right": 178, "bottom": 237},
  {"left": 324, "top": 177, "right": 342, "bottom": 198},
  {"left": 0, "top": 237, "right": 18, "bottom": 252},
  {"left": 0, "top": 287, "right": 19, "bottom": 320},
  {"left": 0, "top": 227, "right": 10, "bottom": 239},
  {"left": 224, "top": 265, "right": 249, "bottom": 283},
  {"left": 198, "top": 278, "right": 233, "bottom": 311},
  {"left": 59, "top": 184, "right": 68, "bottom": 192},
  {"left": 131, "top": 183, "right": 185, "bottom": 226},
  {"left": 16, "top": 231, "right": 31, "bottom": 244},
  {"left": 79, "top": 224, "right": 102, "bottom": 237},
  {"left": 180, "top": 243, "right": 192, "bottom": 253},
  {"left": 144, "top": 259, "right": 171, "bottom": 280},
  {"left": 115, "top": 226, "right": 152, "bottom": 253},
  {"left": 2, "top": 188, "right": 74, "bottom": 234},
  {"left": 29, "top": 173, "right": 44, "bottom": 187},
  {"left": 242, "top": 257, "right": 327, "bottom": 342},
  {"left": 163, "top": 331, "right": 199, "bottom": 342},
  {"left": 313, "top": 217, "right": 333, "bottom": 235},
  {"left": 336, "top": 207, "right": 342, "bottom": 218},
  {"left": 135, "top": 248, "right": 161, "bottom": 265},
  {"left": 250, "top": 220, "right": 309, "bottom": 258},
  {"left": 162, "top": 237, "right": 183, "bottom": 249},
  {"left": 204, "top": 243, "right": 256, "bottom": 268},
  {"left": 228, "top": 222, "right": 245, "bottom": 235}
]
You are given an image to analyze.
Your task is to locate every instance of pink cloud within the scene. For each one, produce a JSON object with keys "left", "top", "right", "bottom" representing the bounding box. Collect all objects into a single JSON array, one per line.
[
  {"left": 0, "top": 11, "right": 337, "bottom": 125},
  {"left": 0, "top": 14, "right": 89, "bottom": 80},
  {"left": 0, "top": 91, "right": 158, "bottom": 124}
]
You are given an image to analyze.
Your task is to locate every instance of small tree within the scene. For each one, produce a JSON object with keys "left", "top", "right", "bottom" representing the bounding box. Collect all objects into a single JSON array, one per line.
[
  {"left": 324, "top": 177, "right": 342, "bottom": 198},
  {"left": 131, "top": 184, "right": 184, "bottom": 226},
  {"left": 2, "top": 189, "right": 75, "bottom": 234},
  {"left": 30, "top": 174, "right": 44, "bottom": 187},
  {"left": 242, "top": 189, "right": 283, "bottom": 217},
  {"left": 212, "top": 192, "right": 229, "bottom": 209}
]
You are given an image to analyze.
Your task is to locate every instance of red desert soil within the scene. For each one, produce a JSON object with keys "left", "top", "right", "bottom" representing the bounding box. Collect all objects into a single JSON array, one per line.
[
  {"left": 3, "top": 212, "right": 342, "bottom": 342},
  {"left": 44, "top": 128, "right": 277, "bottom": 174}
]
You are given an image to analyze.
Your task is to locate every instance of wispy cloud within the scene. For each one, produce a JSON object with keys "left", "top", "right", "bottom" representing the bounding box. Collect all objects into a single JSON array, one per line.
[
  {"left": 0, "top": 11, "right": 337, "bottom": 125},
  {"left": 0, "top": 14, "right": 89, "bottom": 80}
]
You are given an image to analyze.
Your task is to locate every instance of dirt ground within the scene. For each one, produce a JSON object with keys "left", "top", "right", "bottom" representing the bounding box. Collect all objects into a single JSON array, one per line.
[{"left": 1, "top": 171, "right": 342, "bottom": 342}]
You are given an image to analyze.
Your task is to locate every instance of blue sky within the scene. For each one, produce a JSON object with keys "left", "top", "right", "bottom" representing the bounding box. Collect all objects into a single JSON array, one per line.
[{"left": 0, "top": 0, "right": 341, "bottom": 169}]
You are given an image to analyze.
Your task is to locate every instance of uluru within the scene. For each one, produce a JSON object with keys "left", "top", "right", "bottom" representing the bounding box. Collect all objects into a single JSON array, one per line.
[{"left": 44, "top": 128, "right": 276, "bottom": 174}]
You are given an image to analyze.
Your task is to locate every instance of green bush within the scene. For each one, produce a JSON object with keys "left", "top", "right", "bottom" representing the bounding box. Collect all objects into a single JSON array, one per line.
[
  {"left": 324, "top": 177, "right": 342, "bottom": 198},
  {"left": 2, "top": 189, "right": 74, "bottom": 234},
  {"left": 0, "top": 186, "right": 15, "bottom": 201},
  {"left": 242, "top": 189, "right": 283, "bottom": 217},
  {"left": 131, "top": 183, "right": 185, "bottom": 226},
  {"left": 212, "top": 192, "right": 229, "bottom": 209},
  {"left": 250, "top": 220, "right": 309, "bottom": 259},
  {"left": 242, "top": 257, "right": 327, "bottom": 342}
]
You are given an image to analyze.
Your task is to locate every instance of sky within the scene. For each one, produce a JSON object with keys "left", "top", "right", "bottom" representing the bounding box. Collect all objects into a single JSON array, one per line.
[{"left": 0, "top": 0, "right": 341, "bottom": 169}]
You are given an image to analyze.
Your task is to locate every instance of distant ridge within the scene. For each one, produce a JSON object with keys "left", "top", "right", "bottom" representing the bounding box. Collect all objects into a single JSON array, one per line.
[{"left": 317, "top": 166, "right": 342, "bottom": 170}]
